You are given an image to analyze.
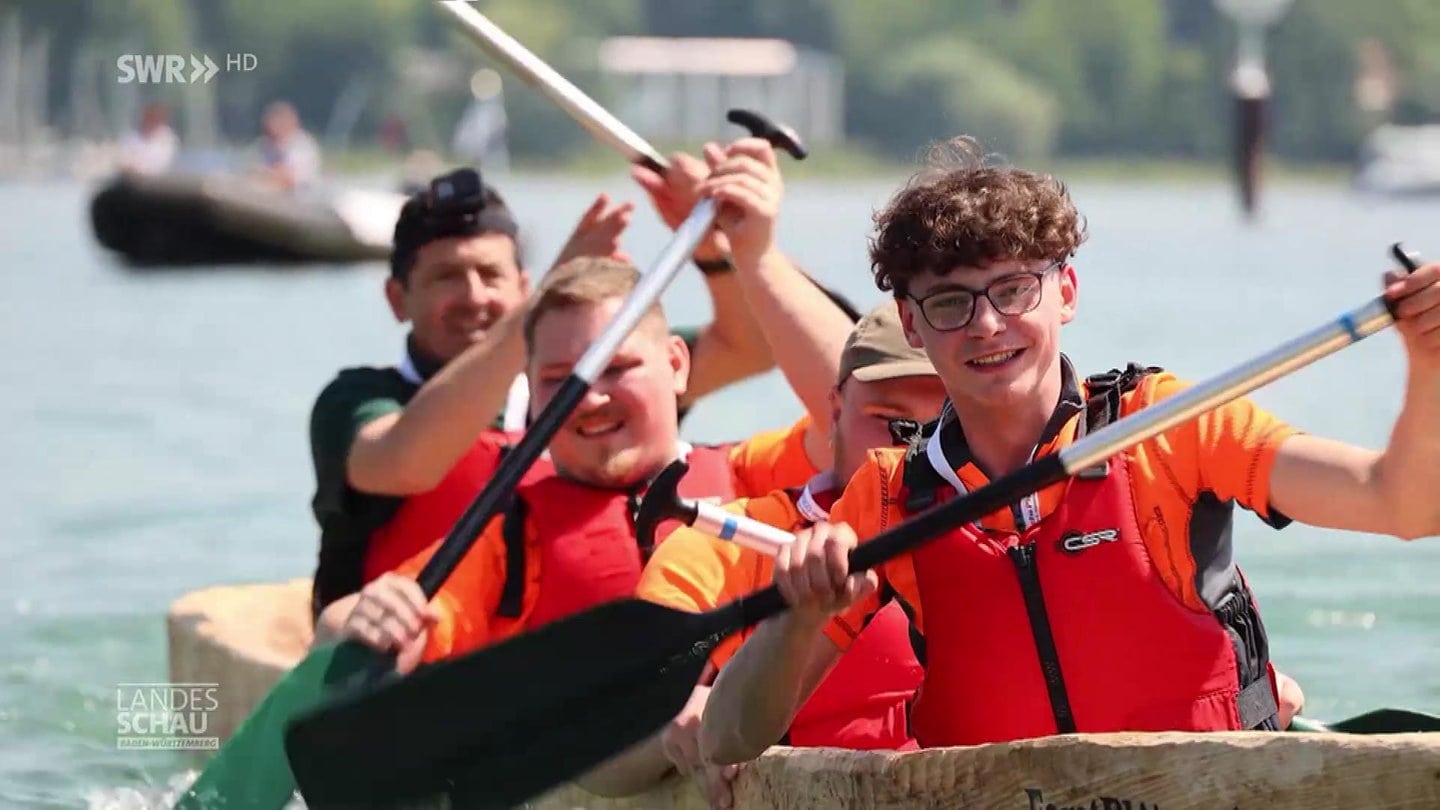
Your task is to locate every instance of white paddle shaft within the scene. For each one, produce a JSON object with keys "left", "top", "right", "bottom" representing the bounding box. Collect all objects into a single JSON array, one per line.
[{"left": 437, "top": 1, "right": 668, "bottom": 170}]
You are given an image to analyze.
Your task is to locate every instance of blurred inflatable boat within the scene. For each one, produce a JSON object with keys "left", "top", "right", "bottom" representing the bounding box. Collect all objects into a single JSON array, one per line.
[{"left": 88, "top": 171, "right": 405, "bottom": 267}]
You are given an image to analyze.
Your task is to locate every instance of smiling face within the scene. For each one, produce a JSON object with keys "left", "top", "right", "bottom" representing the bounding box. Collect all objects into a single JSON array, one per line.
[
  {"left": 384, "top": 232, "right": 529, "bottom": 362},
  {"left": 898, "top": 259, "right": 1077, "bottom": 415},
  {"left": 527, "top": 297, "right": 689, "bottom": 488},
  {"left": 866, "top": 137, "right": 1088, "bottom": 418}
]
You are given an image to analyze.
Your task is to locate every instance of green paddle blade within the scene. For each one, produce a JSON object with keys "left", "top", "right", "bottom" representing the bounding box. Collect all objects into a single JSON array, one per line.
[
  {"left": 1290, "top": 708, "right": 1440, "bottom": 735},
  {"left": 284, "top": 598, "right": 745, "bottom": 807},
  {"left": 1285, "top": 716, "right": 1330, "bottom": 733},
  {"left": 172, "top": 640, "right": 380, "bottom": 809}
]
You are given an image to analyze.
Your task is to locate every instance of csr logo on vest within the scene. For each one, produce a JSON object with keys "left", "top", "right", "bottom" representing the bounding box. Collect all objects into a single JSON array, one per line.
[{"left": 1057, "top": 528, "right": 1120, "bottom": 554}]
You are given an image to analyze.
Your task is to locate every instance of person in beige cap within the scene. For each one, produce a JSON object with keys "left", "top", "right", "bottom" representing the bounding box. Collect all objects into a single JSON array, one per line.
[{"left": 579, "top": 301, "right": 947, "bottom": 810}]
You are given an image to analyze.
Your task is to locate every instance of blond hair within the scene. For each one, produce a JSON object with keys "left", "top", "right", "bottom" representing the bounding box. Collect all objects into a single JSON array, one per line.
[{"left": 522, "top": 257, "right": 667, "bottom": 355}]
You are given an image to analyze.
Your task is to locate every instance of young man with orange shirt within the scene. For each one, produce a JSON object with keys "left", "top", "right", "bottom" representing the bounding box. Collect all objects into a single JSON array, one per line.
[{"left": 701, "top": 138, "right": 1437, "bottom": 763}]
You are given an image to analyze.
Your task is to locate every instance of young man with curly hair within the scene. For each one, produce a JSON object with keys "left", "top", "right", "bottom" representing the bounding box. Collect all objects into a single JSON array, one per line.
[{"left": 701, "top": 137, "right": 1440, "bottom": 762}]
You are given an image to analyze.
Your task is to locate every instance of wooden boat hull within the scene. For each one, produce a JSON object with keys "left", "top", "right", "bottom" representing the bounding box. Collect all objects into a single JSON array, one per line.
[{"left": 167, "top": 581, "right": 1440, "bottom": 808}]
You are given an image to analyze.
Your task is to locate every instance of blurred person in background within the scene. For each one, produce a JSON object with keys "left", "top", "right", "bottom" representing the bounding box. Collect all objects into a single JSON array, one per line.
[
  {"left": 255, "top": 100, "right": 322, "bottom": 192},
  {"left": 117, "top": 102, "right": 177, "bottom": 176}
]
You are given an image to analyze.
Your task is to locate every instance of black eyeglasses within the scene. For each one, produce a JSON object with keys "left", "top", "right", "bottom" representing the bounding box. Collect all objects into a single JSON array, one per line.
[{"left": 909, "top": 260, "right": 1063, "bottom": 332}]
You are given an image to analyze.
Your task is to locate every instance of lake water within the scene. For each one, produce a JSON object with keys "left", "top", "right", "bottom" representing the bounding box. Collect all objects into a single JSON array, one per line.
[{"left": 2, "top": 171, "right": 1439, "bottom": 808}]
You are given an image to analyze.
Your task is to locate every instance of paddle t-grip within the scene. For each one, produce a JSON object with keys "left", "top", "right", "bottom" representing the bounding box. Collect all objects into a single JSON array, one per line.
[
  {"left": 634, "top": 457, "right": 797, "bottom": 557},
  {"left": 1385, "top": 242, "right": 1424, "bottom": 319},
  {"left": 634, "top": 459, "right": 698, "bottom": 553},
  {"left": 1391, "top": 242, "right": 1421, "bottom": 273},
  {"left": 726, "top": 108, "right": 808, "bottom": 160}
]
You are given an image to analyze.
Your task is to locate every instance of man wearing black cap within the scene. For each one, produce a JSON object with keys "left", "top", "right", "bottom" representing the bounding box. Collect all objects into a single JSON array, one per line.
[{"left": 305, "top": 163, "right": 819, "bottom": 619}]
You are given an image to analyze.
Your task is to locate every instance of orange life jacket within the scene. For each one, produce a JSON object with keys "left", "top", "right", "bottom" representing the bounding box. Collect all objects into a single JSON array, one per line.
[{"left": 898, "top": 366, "right": 1278, "bottom": 747}]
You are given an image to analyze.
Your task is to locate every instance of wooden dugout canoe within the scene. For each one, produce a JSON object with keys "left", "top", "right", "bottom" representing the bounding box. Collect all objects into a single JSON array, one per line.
[{"left": 166, "top": 580, "right": 1440, "bottom": 809}]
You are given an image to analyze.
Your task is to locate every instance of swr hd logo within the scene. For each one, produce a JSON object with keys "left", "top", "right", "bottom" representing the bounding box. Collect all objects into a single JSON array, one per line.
[{"left": 116, "top": 53, "right": 257, "bottom": 84}]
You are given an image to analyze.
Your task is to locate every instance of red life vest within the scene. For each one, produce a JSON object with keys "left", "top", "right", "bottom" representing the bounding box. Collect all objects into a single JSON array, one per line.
[
  {"left": 503, "top": 445, "right": 739, "bottom": 629},
  {"left": 759, "top": 480, "right": 923, "bottom": 751},
  {"left": 787, "top": 599, "right": 921, "bottom": 750},
  {"left": 361, "top": 429, "right": 528, "bottom": 583},
  {"left": 900, "top": 366, "right": 1278, "bottom": 747}
]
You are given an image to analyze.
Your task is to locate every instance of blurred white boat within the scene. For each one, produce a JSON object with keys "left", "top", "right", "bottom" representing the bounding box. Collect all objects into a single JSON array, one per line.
[{"left": 1353, "top": 124, "right": 1440, "bottom": 197}]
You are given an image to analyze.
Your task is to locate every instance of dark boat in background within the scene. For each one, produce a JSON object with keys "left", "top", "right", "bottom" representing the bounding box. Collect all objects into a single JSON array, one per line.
[{"left": 88, "top": 171, "right": 406, "bottom": 267}]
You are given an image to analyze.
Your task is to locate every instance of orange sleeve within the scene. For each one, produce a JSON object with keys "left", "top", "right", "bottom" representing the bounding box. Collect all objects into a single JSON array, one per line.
[
  {"left": 637, "top": 496, "right": 782, "bottom": 669},
  {"left": 727, "top": 414, "right": 819, "bottom": 497},
  {"left": 819, "top": 454, "right": 890, "bottom": 652},
  {"left": 393, "top": 517, "right": 507, "bottom": 663},
  {"left": 1144, "top": 374, "right": 1301, "bottom": 523},
  {"left": 635, "top": 507, "right": 754, "bottom": 614}
]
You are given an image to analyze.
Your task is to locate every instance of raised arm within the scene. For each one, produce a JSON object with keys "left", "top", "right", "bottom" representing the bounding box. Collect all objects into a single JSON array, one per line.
[
  {"left": 1267, "top": 263, "right": 1440, "bottom": 540},
  {"left": 633, "top": 153, "right": 774, "bottom": 408},
  {"left": 698, "top": 139, "right": 856, "bottom": 466},
  {"left": 348, "top": 193, "right": 636, "bottom": 496},
  {"left": 346, "top": 307, "right": 527, "bottom": 495}
]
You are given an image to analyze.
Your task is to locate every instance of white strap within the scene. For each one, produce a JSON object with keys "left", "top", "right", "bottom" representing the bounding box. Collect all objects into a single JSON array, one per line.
[
  {"left": 500, "top": 375, "right": 529, "bottom": 432},
  {"left": 396, "top": 350, "right": 423, "bottom": 385},
  {"left": 398, "top": 345, "right": 531, "bottom": 432},
  {"left": 794, "top": 469, "right": 839, "bottom": 523},
  {"left": 924, "top": 407, "right": 968, "bottom": 496},
  {"left": 924, "top": 404, "right": 1043, "bottom": 530}
]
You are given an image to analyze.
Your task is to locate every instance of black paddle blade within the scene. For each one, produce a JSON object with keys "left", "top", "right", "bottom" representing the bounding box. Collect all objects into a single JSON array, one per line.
[
  {"left": 443, "top": 642, "right": 712, "bottom": 808},
  {"left": 1328, "top": 708, "right": 1440, "bottom": 734},
  {"left": 284, "top": 598, "right": 743, "bottom": 807}
]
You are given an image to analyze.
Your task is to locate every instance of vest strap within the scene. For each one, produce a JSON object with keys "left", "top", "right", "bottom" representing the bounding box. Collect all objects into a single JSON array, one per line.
[
  {"left": 901, "top": 363, "right": 1163, "bottom": 507},
  {"left": 1236, "top": 673, "right": 1280, "bottom": 730},
  {"left": 1081, "top": 363, "right": 1164, "bottom": 432},
  {"left": 1074, "top": 364, "right": 1158, "bottom": 479},
  {"left": 496, "top": 495, "right": 528, "bottom": 619},
  {"left": 902, "top": 419, "right": 945, "bottom": 512}
]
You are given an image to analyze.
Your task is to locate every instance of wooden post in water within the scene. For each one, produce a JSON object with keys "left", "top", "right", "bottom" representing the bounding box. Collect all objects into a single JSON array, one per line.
[{"left": 1215, "top": 0, "right": 1294, "bottom": 220}]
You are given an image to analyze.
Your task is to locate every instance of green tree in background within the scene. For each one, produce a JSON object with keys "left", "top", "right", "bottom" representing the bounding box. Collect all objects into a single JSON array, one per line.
[
  {"left": 642, "top": 0, "right": 837, "bottom": 51},
  {"left": 201, "top": 0, "right": 414, "bottom": 140},
  {"left": 4, "top": 0, "right": 1440, "bottom": 168},
  {"left": 1267, "top": 0, "right": 1440, "bottom": 160},
  {"left": 863, "top": 34, "right": 1059, "bottom": 161},
  {"left": 430, "top": 0, "right": 640, "bottom": 160}
]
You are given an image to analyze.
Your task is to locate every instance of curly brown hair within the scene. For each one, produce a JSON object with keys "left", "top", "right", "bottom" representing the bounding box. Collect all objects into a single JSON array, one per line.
[{"left": 869, "top": 136, "right": 1088, "bottom": 296}]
